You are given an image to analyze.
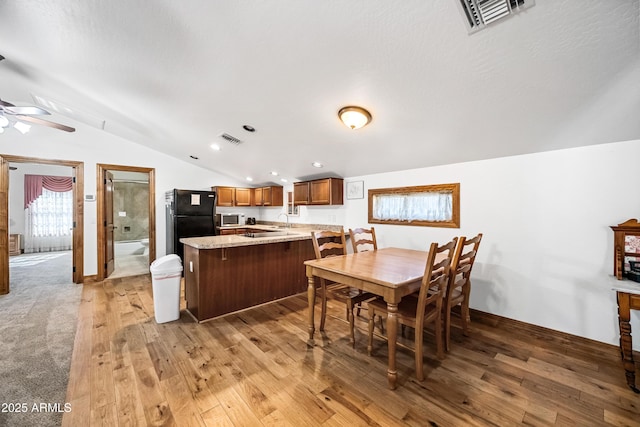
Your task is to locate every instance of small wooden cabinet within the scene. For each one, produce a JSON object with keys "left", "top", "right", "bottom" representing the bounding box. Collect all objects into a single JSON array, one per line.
[
  {"left": 9, "top": 234, "right": 22, "bottom": 256},
  {"left": 294, "top": 178, "right": 343, "bottom": 205}
]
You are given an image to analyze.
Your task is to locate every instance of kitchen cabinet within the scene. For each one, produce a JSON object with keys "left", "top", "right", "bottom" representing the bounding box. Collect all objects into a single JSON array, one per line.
[
  {"left": 213, "top": 186, "right": 253, "bottom": 207},
  {"left": 294, "top": 178, "right": 343, "bottom": 205},
  {"left": 254, "top": 186, "right": 283, "bottom": 206},
  {"left": 235, "top": 188, "right": 253, "bottom": 206},
  {"left": 213, "top": 186, "right": 281, "bottom": 206},
  {"left": 293, "top": 182, "right": 310, "bottom": 205},
  {"left": 183, "top": 238, "right": 316, "bottom": 322},
  {"left": 214, "top": 186, "right": 236, "bottom": 207}
]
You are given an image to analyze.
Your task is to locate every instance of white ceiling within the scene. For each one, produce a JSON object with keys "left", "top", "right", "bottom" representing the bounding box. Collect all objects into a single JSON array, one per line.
[{"left": 0, "top": 1, "right": 638, "bottom": 184}]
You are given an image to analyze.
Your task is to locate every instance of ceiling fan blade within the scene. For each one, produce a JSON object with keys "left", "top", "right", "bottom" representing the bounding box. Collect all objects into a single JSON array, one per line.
[
  {"left": 0, "top": 98, "right": 15, "bottom": 107},
  {"left": 16, "top": 115, "right": 76, "bottom": 132},
  {"left": 4, "top": 105, "right": 51, "bottom": 115}
]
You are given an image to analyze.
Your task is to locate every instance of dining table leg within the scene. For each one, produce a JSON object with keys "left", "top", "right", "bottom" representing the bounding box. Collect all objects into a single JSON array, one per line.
[
  {"left": 307, "top": 275, "right": 316, "bottom": 345},
  {"left": 386, "top": 301, "right": 398, "bottom": 390}
]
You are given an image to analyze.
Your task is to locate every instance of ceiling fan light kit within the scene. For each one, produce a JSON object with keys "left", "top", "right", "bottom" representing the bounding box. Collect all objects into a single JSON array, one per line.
[
  {"left": 0, "top": 57, "right": 76, "bottom": 133},
  {"left": 13, "top": 121, "right": 31, "bottom": 134},
  {"left": 338, "top": 106, "right": 372, "bottom": 130}
]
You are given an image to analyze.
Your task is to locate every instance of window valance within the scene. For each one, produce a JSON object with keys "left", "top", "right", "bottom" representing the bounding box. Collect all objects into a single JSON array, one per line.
[{"left": 24, "top": 174, "right": 73, "bottom": 209}]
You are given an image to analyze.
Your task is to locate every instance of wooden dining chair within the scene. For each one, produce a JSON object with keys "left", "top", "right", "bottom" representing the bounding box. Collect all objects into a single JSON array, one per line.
[
  {"left": 311, "top": 229, "right": 376, "bottom": 347},
  {"left": 444, "top": 233, "right": 482, "bottom": 352},
  {"left": 349, "top": 227, "right": 377, "bottom": 253},
  {"left": 366, "top": 238, "right": 457, "bottom": 381}
]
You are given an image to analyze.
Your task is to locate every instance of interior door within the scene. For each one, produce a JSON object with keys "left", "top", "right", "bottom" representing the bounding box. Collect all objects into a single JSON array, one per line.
[{"left": 105, "top": 171, "right": 115, "bottom": 277}]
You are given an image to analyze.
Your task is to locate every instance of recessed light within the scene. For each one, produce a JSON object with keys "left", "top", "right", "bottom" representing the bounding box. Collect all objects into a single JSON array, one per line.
[
  {"left": 243, "top": 125, "right": 256, "bottom": 132},
  {"left": 312, "top": 162, "right": 323, "bottom": 168},
  {"left": 246, "top": 176, "right": 253, "bottom": 182},
  {"left": 210, "top": 143, "right": 221, "bottom": 151},
  {"left": 189, "top": 155, "right": 199, "bottom": 160},
  {"left": 280, "top": 178, "right": 288, "bottom": 183},
  {"left": 270, "top": 171, "right": 279, "bottom": 176}
]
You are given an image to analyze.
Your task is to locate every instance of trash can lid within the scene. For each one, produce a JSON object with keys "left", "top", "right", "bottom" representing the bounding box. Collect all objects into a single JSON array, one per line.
[{"left": 150, "top": 254, "right": 183, "bottom": 274}]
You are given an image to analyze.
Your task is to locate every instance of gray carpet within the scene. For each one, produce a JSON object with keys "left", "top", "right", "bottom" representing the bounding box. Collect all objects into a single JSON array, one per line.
[{"left": 0, "top": 251, "right": 81, "bottom": 427}]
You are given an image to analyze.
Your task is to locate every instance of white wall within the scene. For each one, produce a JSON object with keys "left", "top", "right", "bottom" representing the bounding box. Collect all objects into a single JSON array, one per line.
[
  {"left": 1, "top": 122, "right": 246, "bottom": 275},
  {"left": 267, "top": 139, "right": 640, "bottom": 350}
]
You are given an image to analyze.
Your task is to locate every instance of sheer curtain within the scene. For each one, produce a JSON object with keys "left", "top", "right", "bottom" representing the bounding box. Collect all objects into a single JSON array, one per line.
[
  {"left": 24, "top": 176, "right": 73, "bottom": 253},
  {"left": 372, "top": 192, "right": 453, "bottom": 222}
]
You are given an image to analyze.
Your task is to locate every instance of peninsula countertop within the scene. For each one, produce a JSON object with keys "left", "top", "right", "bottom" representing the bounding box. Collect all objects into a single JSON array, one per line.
[{"left": 180, "top": 223, "right": 341, "bottom": 250}]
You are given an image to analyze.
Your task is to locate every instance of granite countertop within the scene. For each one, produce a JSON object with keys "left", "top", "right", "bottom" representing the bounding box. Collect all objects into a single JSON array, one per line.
[{"left": 180, "top": 223, "right": 341, "bottom": 250}]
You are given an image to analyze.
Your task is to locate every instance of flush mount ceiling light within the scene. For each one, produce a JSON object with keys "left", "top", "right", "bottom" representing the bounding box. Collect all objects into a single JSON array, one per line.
[
  {"left": 312, "top": 161, "right": 323, "bottom": 168},
  {"left": 338, "top": 106, "right": 372, "bottom": 130}
]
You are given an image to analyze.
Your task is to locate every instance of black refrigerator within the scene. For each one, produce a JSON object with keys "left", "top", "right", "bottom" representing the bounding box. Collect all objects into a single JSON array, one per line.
[{"left": 166, "top": 189, "right": 217, "bottom": 261}]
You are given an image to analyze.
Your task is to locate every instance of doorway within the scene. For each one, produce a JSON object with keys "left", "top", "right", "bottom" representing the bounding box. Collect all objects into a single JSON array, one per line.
[
  {"left": 0, "top": 154, "right": 84, "bottom": 295},
  {"left": 96, "top": 164, "right": 155, "bottom": 281}
]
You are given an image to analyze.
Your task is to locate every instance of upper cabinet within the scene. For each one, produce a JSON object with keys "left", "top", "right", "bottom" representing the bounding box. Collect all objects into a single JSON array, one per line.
[
  {"left": 235, "top": 188, "right": 254, "bottom": 206},
  {"left": 212, "top": 185, "right": 282, "bottom": 207},
  {"left": 215, "top": 186, "right": 236, "bottom": 207},
  {"left": 294, "top": 178, "right": 343, "bottom": 205},
  {"left": 255, "top": 186, "right": 283, "bottom": 206}
]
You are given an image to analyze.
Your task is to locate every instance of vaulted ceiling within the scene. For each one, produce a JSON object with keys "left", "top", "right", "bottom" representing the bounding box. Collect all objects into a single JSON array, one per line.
[{"left": 0, "top": 1, "right": 638, "bottom": 184}]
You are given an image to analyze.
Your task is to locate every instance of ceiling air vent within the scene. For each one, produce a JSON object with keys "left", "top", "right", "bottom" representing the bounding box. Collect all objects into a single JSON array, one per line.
[
  {"left": 219, "top": 132, "right": 243, "bottom": 145},
  {"left": 457, "top": 0, "right": 533, "bottom": 33}
]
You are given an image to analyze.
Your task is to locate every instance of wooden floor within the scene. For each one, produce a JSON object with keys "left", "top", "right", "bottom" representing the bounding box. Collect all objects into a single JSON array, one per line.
[{"left": 62, "top": 275, "right": 640, "bottom": 426}]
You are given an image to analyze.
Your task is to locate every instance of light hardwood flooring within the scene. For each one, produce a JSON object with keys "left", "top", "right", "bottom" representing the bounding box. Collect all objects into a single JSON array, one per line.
[{"left": 63, "top": 275, "right": 640, "bottom": 426}]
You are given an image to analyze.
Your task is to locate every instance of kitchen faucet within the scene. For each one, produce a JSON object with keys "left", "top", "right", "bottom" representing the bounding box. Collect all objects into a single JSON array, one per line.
[{"left": 278, "top": 213, "right": 290, "bottom": 228}]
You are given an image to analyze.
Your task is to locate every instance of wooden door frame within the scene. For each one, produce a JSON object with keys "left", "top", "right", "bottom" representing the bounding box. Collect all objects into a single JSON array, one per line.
[
  {"left": 96, "top": 163, "right": 156, "bottom": 282},
  {"left": 0, "top": 154, "right": 84, "bottom": 295}
]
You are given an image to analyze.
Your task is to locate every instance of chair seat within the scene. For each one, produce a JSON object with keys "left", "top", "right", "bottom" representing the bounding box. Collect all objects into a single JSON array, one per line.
[
  {"left": 328, "top": 284, "right": 375, "bottom": 305},
  {"left": 368, "top": 295, "right": 438, "bottom": 320}
]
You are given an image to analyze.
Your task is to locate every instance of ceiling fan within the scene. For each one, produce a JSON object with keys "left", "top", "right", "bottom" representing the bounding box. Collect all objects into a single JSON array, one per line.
[
  {"left": 0, "top": 98, "right": 76, "bottom": 133},
  {"left": 0, "top": 54, "right": 75, "bottom": 133}
]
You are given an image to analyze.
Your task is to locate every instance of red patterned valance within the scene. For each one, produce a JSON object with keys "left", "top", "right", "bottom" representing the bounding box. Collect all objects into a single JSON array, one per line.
[{"left": 24, "top": 175, "right": 73, "bottom": 209}]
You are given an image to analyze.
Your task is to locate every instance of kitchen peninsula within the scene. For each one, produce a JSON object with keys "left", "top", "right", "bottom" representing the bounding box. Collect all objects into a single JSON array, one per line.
[{"left": 180, "top": 224, "right": 337, "bottom": 322}]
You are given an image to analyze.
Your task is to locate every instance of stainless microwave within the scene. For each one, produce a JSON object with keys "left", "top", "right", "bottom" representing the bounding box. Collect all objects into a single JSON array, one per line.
[{"left": 216, "top": 213, "right": 245, "bottom": 227}]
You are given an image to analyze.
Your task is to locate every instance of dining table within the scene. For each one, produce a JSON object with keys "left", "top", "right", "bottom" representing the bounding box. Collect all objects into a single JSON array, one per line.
[{"left": 304, "top": 247, "right": 431, "bottom": 390}]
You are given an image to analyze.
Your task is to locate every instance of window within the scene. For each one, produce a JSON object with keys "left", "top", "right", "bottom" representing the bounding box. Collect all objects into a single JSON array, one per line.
[{"left": 368, "top": 183, "right": 460, "bottom": 228}]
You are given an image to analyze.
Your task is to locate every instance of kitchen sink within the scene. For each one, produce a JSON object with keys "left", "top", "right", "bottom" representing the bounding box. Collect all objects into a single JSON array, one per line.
[{"left": 242, "top": 231, "right": 290, "bottom": 238}]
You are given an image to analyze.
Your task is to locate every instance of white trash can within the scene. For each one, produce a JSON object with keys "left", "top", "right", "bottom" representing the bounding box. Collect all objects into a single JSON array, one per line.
[{"left": 150, "top": 254, "right": 183, "bottom": 323}]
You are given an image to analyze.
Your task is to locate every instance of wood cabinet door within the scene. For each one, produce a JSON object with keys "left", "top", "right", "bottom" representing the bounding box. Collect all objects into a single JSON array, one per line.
[
  {"left": 293, "top": 182, "right": 309, "bottom": 205},
  {"left": 254, "top": 187, "right": 264, "bottom": 206},
  {"left": 270, "top": 186, "right": 283, "bottom": 206},
  {"left": 216, "top": 187, "right": 235, "bottom": 206},
  {"left": 235, "top": 188, "right": 253, "bottom": 206},
  {"left": 309, "top": 179, "right": 331, "bottom": 204},
  {"left": 262, "top": 187, "right": 272, "bottom": 206}
]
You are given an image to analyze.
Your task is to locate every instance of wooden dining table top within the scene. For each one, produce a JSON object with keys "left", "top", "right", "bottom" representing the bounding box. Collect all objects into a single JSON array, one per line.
[{"left": 304, "top": 247, "right": 430, "bottom": 289}]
